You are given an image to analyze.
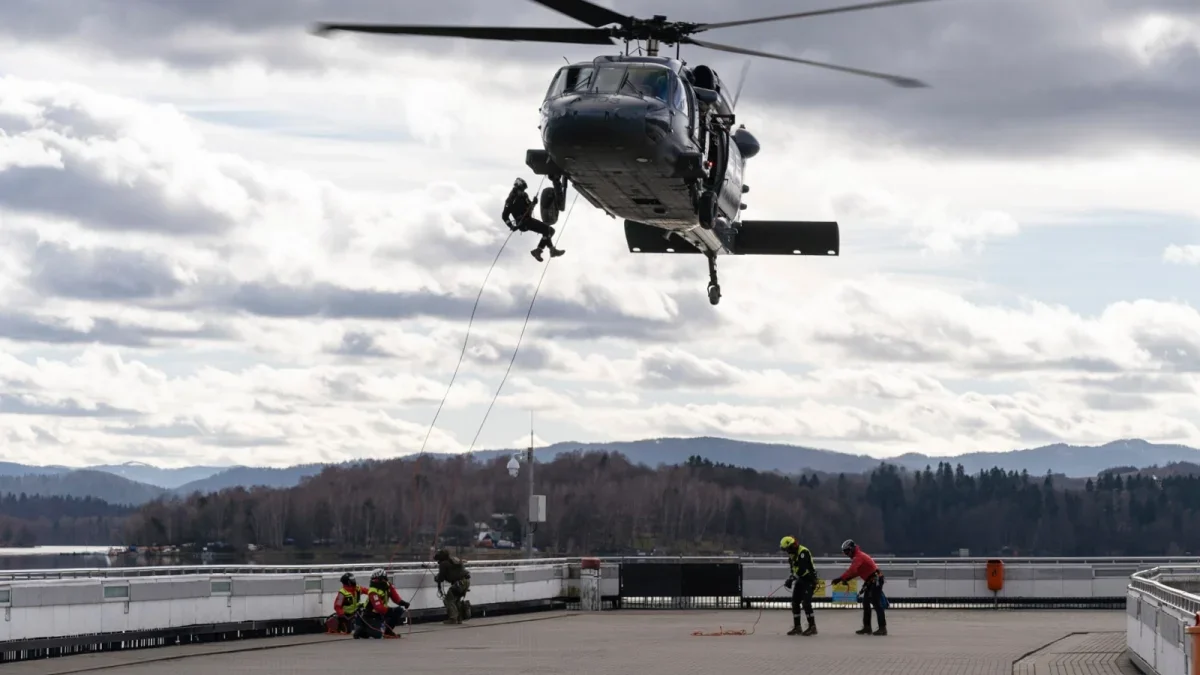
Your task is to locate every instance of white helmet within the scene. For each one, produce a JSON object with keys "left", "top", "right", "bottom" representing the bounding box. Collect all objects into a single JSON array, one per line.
[{"left": 371, "top": 568, "right": 387, "bottom": 581}]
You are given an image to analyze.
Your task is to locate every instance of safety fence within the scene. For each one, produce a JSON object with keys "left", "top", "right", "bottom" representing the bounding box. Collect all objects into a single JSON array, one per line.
[
  {"left": 0, "top": 556, "right": 1184, "bottom": 665},
  {"left": 1126, "top": 565, "right": 1200, "bottom": 675}
]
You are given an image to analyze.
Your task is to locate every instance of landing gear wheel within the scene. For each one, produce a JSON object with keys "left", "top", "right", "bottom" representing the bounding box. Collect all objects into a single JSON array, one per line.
[
  {"left": 698, "top": 190, "right": 716, "bottom": 230},
  {"left": 707, "top": 283, "right": 721, "bottom": 305},
  {"left": 540, "top": 186, "right": 559, "bottom": 225}
]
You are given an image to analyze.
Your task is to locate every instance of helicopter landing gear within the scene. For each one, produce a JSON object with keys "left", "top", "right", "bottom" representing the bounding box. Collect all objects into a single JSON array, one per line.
[
  {"left": 540, "top": 186, "right": 559, "bottom": 225},
  {"left": 706, "top": 252, "right": 721, "bottom": 306},
  {"left": 540, "top": 175, "right": 569, "bottom": 225},
  {"left": 697, "top": 190, "right": 716, "bottom": 230}
]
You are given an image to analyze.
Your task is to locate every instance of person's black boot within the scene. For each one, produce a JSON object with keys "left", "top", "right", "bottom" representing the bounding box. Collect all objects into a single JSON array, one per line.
[
  {"left": 787, "top": 616, "right": 803, "bottom": 635},
  {"left": 856, "top": 624, "right": 873, "bottom": 635},
  {"left": 873, "top": 625, "right": 888, "bottom": 636},
  {"left": 802, "top": 616, "right": 817, "bottom": 636},
  {"left": 530, "top": 248, "right": 544, "bottom": 262}
]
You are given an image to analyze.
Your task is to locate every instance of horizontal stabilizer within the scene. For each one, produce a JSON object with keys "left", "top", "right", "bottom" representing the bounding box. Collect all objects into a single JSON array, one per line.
[
  {"left": 624, "top": 220, "right": 703, "bottom": 254},
  {"left": 734, "top": 220, "right": 839, "bottom": 256}
]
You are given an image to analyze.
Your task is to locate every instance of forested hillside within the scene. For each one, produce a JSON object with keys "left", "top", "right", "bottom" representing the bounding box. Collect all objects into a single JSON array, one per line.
[
  {"left": 122, "top": 451, "right": 1200, "bottom": 556},
  {"left": 0, "top": 494, "right": 132, "bottom": 546}
]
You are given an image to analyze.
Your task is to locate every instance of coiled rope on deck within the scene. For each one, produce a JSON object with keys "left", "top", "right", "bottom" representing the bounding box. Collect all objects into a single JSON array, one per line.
[{"left": 691, "top": 582, "right": 787, "bottom": 637}]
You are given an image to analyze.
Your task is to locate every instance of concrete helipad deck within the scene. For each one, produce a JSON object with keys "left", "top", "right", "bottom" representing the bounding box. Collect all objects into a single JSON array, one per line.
[{"left": 13, "top": 609, "right": 1134, "bottom": 675}]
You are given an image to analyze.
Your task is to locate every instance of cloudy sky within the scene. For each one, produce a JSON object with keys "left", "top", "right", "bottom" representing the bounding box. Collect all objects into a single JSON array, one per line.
[{"left": 0, "top": 0, "right": 1198, "bottom": 468}]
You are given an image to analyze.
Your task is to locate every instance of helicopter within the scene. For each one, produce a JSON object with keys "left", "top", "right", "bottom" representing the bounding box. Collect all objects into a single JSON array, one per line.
[{"left": 313, "top": 0, "right": 941, "bottom": 305}]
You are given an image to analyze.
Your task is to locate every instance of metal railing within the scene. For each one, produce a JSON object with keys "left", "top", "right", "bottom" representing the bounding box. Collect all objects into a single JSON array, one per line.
[
  {"left": 2, "top": 555, "right": 1190, "bottom": 581},
  {"left": 0, "top": 558, "right": 574, "bottom": 581},
  {"left": 1130, "top": 565, "right": 1200, "bottom": 617}
]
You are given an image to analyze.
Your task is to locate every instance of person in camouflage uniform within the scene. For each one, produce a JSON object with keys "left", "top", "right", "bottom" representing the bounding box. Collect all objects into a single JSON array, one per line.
[{"left": 433, "top": 549, "right": 472, "bottom": 624}]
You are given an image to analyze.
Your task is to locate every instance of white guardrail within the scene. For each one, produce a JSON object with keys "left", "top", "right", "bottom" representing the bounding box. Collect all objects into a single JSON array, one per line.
[
  {"left": 2, "top": 556, "right": 1197, "bottom": 664},
  {"left": 1127, "top": 566, "right": 1200, "bottom": 675},
  {"left": 0, "top": 559, "right": 601, "bottom": 650}
]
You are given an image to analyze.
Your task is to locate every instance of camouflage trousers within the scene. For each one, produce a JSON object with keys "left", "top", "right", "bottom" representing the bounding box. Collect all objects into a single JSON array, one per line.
[{"left": 444, "top": 578, "right": 472, "bottom": 622}]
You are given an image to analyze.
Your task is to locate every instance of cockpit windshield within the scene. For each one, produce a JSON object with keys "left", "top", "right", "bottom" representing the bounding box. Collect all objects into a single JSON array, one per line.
[{"left": 592, "top": 65, "right": 675, "bottom": 103}]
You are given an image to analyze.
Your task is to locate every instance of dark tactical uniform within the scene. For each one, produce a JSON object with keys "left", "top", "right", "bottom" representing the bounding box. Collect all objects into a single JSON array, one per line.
[
  {"left": 503, "top": 178, "right": 564, "bottom": 261},
  {"left": 433, "top": 549, "right": 472, "bottom": 624},
  {"left": 781, "top": 535, "right": 819, "bottom": 636}
]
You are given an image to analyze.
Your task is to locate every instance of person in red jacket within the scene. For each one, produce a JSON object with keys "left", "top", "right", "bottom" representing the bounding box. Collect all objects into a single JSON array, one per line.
[
  {"left": 332, "top": 572, "right": 369, "bottom": 634},
  {"left": 354, "top": 568, "right": 411, "bottom": 639},
  {"left": 830, "top": 539, "right": 887, "bottom": 636}
]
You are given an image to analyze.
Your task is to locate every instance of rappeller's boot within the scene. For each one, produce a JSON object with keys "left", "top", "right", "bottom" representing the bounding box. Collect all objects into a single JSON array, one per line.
[
  {"left": 786, "top": 615, "right": 804, "bottom": 636},
  {"left": 530, "top": 248, "right": 544, "bottom": 262},
  {"left": 873, "top": 625, "right": 888, "bottom": 636},
  {"left": 856, "top": 623, "right": 873, "bottom": 635},
  {"left": 802, "top": 616, "right": 818, "bottom": 636},
  {"left": 549, "top": 247, "right": 565, "bottom": 258}
]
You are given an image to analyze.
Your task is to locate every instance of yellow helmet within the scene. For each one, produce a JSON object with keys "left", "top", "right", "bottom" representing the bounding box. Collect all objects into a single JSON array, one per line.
[{"left": 780, "top": 536, "right": 796, "bottom": 550}]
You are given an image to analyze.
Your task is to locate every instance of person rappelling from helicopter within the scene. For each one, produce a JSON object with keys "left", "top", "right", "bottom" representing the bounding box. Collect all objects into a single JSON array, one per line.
[{"left": 503, "top": 177, "right": 565, "bottom": 262}]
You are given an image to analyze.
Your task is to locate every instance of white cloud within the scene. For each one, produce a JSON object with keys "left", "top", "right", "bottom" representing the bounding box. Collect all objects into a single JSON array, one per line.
[
  {"left": 1164, "top": 244, "right": 1200, "bottom": 265},
  {"left": 0, "top": 25, "right": 1198, "bottom": 470}
]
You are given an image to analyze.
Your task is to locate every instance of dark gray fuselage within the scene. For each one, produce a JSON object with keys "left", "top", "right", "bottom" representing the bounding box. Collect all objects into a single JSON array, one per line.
[{"left": 535, "top": 55, "right": 747, "bottom": 249}]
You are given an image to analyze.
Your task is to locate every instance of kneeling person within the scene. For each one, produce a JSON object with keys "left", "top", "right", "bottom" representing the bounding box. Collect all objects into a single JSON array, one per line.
[{"left": 355, "top": 568, "right": 410, "bottom": 638}]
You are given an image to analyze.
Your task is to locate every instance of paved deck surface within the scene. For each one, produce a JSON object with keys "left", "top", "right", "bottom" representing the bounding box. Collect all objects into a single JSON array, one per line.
[{"left": 13, "top": 609, "right": 1133, "bottom": 675}]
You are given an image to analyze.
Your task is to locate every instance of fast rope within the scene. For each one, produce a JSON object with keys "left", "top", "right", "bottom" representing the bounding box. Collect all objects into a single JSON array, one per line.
[
  {"left": 467, "top": 191, "right": 579, "bottom": 453},
  {"left": 691, "top": 582, "right": 786, "bottom": 637},
  {"left": 380, "top": 176, "right": 546, "bottom": 632},
  {"left": 433, "top": 191, "right": 579, "bottom": 541},
  {"left": 424, "top": 178, "right": 555, "bottom": 545},
  {"left": 416, "top": 176, "right": 546, "bottom": 455}
]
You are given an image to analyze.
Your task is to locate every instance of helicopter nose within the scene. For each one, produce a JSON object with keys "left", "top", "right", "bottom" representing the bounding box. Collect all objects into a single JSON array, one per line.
[{"left": 542, "top": 95, "right": 654, "bottom": 153}]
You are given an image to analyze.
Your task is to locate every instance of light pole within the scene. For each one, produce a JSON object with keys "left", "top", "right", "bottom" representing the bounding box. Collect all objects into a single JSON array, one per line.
[{"left": 506, "top": 415, "right": 544, "bottom": 559}]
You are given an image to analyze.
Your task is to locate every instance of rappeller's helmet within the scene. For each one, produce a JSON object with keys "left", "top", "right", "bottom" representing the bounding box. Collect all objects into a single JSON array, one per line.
[
  {"left": 841, "top": 539, "right": 857, "bottom": 557},
  {"left": 513, "top": 177, "right": 528, "bottom": 191},
  {"left": 779, "top": 536, "right": 797, "bottom": 551},
  {"left": 370, "top": 568, "right": 388, "bottom": 585},
  {"left": 433, "top": 549, "right": 450, "bottom": 562},
  {"left": 340, "top": 572, "right": 356, "bottom": 587}
]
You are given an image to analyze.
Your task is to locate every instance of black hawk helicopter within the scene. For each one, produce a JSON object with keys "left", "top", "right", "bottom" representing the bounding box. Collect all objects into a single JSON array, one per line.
[{"left": 314, "top": 0, "right": 939, "bottom": 305}]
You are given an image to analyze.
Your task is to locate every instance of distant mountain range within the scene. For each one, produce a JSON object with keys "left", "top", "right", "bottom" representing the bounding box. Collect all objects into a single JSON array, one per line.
[{"left": 1, "top": 437, "right": 1197, "bottom": 505}]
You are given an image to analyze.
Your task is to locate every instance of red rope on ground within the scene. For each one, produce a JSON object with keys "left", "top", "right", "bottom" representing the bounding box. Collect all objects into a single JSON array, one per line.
[{"left": 690, "top": 583, "right": 787, "bottom": 637}]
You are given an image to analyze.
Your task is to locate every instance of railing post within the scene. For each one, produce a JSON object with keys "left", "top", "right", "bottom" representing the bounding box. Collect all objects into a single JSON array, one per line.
[{"left": 1188, "top": 612, "right": 1200, "bottom": 675}]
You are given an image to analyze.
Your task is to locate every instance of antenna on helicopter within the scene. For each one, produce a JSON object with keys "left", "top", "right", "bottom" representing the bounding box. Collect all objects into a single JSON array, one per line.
[{"left": 731, "top": 59, "right": 751, "bottom": 111}]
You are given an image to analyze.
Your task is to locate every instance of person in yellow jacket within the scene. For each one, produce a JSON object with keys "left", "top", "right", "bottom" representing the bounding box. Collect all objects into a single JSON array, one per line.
[
  {"left": 780, "top": 535, "right": 819, "bottom": 636},
  {"left": 332, "top": 572, "right": 368, "bottom": 633}
]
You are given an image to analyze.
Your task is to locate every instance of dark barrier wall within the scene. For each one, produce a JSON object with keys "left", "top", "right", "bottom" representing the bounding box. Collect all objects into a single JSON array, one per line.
[
  {"left": 620, "top": 562, "right": 682, "bottom": 597},
  {"left": 681, "top": 563, "right": 741, "bottom": 597},
  {"left": 620, "top": 563, "right": 742, "bottom": 598}
]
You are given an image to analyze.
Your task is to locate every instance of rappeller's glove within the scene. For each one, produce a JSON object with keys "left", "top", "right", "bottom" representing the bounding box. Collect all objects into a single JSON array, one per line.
[
  {"left": 830, "top": 577, "right": 843, "bottom": 587},
  {"left": 784, "top": 575, "right": 796, "bottom": 590},
  {"left": 436, "top": 583, "right": 445, "bottom": 598},
  {"left": 399, "top": 600, "right": 410, "bottom": 609}
]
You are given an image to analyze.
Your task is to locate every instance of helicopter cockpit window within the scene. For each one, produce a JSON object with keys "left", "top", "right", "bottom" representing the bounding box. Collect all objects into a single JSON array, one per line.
[
  {"left": 591, "top": 65, "right": 674, "bottom": 103},
  {"left": 625, "top": 66, "right": 672, "bottom": 103},
  {"left": 671, "top": 76, "right": 687, "bottom": 112},
  {"left": 567, "top": 67, "right": 594, "bottom": 92},
  {"left": 545, "top": 68, "right": 568, "bottom": 100},
  {"left": 546, "top": 66, "right": 597, "bottom": 100}
]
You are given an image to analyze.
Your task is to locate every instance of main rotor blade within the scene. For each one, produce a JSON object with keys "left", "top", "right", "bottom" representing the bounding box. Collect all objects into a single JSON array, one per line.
[
  {"left": 312, "top": 23, "right": 616, "bottom": 45},
  {"left": 684, "top": 37, "right": 928, "bottom": 88},
  {"left": 526, "top": 0, "right": 630, "bottom": 28},
  {"left": 693, "top": 0, "right": 944, "bottom": 33}
]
